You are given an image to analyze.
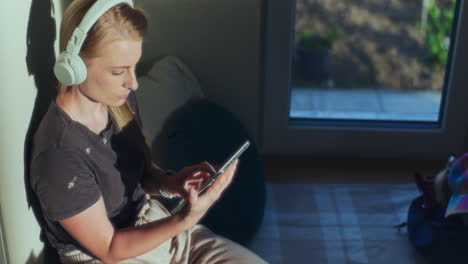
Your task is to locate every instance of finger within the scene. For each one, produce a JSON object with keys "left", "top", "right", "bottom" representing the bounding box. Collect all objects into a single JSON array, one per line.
[
  {"left": 183, "top": 166, "right": 208, "bottom": 178},
  {"left": 187, "top": 187, "right": 198, "bottom": 204},
  {"left": 195, "top": 160, "right": 239, "bottom": 202},
  {"left": 222, "top": 159, "right": 239, "bottom": 182},
  {"left": 185, "top": 165, "right": 216, "bottom": 182},
  {"left": 187, "top": 180, "right": 204, "bottom": 191},
  {"left": 229, "top": 159, "right": 239, "bottom": 170},
  {"left": 186, "top": 177, "right": 205, "bottom": 182},
  {"left": 200, "top": 161, "right": 217, "bottom": 174},
  {"left": 181, "top": 170, "right": 202, "bottom": 184},
  {"left": 200, "top": 172, "right": 212, "bottom": 181},
  {"left": 211, "top": 159, "right": 238, "bottom": 192},
  {"left": 184, "top": 179, "right": 195, "bottom": 190},
  {"left": 188, "top": 171, "right": 209, "bottom": 180},
  {"left": 185, "top": 179, "right": 205, "bottom": 188},
  {"left": 184, "top": 173, "right": 211, "bottom": 186},
  {"left": 196, "top": 181, "right": 204, "bottom": 190},
  {"left": 185, "top": 175, "right": 209, "bottom": 186},
  {"left": 192, "top": 170, "right": 202, "bottom": 177}
]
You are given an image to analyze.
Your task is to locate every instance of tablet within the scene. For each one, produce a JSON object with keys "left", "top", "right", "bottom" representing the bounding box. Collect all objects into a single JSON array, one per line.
[{"left": 170, "top": 140, "right": 251, "bottom": 214}]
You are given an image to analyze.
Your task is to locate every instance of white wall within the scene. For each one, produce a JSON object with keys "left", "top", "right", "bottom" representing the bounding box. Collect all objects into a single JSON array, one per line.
[
  {"left": 137, "top": 0, "right": 263, "bottom": 143},
  {"left": 0, "top": 0, "right": 63, "bottom": 263}
]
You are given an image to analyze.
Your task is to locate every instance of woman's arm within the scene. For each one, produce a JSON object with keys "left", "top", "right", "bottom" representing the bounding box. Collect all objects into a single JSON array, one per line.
[
  {"left": 60, "top": 159, "right": 238, "bottom": 264},
  {"left": 59, "top": 196, "right": 189, "bottom": 264}
]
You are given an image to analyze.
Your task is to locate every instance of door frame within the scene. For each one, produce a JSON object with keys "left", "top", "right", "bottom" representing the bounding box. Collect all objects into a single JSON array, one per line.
[{"left": 260, "top": 0, "right": 468, "bottom": 159}]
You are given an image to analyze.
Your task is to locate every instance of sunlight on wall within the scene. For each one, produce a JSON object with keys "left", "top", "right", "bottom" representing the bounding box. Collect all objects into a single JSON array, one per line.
[{"left": 0, "top": 1, "right": 63, "bottom": 263}]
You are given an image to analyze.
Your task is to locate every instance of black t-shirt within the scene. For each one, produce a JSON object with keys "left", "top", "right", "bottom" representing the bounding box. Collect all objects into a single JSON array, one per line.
[{"left": 30, "top": 92, "right": 147, "bottom": 254}]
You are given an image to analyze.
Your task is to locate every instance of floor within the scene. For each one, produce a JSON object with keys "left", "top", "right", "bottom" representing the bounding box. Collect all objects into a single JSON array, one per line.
[
  {"left": 290, "top": 88, "right": 442, "bottom": 122},
  {"left": 247, "top": 184, "right": 426, "bottom": 264},
  {"left": 244, "top": 156, "right": 447, "bottom": 264}
]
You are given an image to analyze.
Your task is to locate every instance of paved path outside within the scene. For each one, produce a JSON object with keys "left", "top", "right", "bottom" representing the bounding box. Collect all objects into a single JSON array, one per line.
[{"left": 290, "top": 88, "right": 442, "bottom": 122}]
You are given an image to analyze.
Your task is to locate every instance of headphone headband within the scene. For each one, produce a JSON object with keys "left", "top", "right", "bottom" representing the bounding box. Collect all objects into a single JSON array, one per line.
[
  {"left": 55, "top": 0, "right": 135, "bottom": 86},
  {"left": 65, "top": 0, "right": 134, "bottom": 55}
]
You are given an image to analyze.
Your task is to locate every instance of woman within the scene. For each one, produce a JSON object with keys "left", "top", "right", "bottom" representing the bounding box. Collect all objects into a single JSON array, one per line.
[{"left": 29, "top": 0, "right": 267, "bottom": 263}]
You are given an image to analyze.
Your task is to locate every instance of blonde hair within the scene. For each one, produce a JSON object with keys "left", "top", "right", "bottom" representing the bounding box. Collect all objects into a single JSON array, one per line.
[
  {"left": 58, "top": 0, "right": 148, "bottom": 129},
  {"left": 58, "top": 0, "right": 153, "bottom": 168}
]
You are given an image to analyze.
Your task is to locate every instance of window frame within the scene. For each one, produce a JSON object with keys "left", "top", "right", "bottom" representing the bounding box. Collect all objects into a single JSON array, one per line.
[{"left": 260, "top": 0, "right": 468, "bottom": 159}]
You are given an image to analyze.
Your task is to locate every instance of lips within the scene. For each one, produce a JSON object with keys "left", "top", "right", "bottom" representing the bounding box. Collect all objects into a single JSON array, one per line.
[{"left": 119, "top": 93, "right": 129, "bottom": 99}]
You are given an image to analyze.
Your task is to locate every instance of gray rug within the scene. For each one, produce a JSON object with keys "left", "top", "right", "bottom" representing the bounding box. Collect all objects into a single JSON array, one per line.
[{"left": 247, "top": 184, "right": 427, "bottom": 264}]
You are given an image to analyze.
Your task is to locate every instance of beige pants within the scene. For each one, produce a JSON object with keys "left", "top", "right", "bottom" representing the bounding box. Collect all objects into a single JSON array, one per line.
[{"left": 59, "top": 196, "right": 268, "bottom": 264}]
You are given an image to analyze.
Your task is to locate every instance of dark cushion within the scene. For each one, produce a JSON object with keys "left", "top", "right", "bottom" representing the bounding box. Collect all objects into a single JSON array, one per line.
[{"left": 151, "top": 98, "right": 266, "bottom": 246}]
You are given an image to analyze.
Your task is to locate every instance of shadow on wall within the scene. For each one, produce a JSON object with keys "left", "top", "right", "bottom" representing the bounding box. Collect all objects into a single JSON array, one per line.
[
  {"left": 25, "top": 250, "right": 44, "bottom": 264},
  {"left": 24, "top": 0, "right": 60, "bottom": 263}
]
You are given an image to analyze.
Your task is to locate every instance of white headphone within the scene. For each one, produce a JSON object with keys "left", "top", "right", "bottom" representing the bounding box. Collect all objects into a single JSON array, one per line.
[{"left": 54, "top": 0, "right": 134, "bottom": 86}]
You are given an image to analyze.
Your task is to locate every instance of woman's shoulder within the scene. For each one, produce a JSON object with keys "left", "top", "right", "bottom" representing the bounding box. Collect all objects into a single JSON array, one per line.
[{"left": 31, "top": 100, "right": 89, "bottom": 164}]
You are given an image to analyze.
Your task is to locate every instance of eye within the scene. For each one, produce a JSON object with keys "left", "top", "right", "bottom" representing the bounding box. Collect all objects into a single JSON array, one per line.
[{"left": 112, "top": 70, "right": 125, "bottom": 76}]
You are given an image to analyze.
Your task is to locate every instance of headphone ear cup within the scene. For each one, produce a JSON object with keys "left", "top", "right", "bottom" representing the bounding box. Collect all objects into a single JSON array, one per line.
[
  {"left": 54, "top": 52, "right": 87, "bottom": 86},
  {"left": 54, "top": 52, "right": 75, "bottom": 86},
  {"left": 68, "top": 54, "right": 87, "bottom": 85}
]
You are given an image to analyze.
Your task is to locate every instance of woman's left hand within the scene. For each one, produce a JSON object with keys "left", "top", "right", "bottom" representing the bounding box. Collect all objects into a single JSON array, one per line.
[{"left": 160, "top": 161, "right": 217, "bottom": 198}]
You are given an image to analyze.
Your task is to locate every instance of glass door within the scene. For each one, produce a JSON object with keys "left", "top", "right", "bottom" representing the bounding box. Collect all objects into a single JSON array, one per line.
[
  {"left": 291, "top": 0, "right": 454, "bottom": 122},
  {"left": 262, "top": 0, "right": 468, "bottom": 158}
]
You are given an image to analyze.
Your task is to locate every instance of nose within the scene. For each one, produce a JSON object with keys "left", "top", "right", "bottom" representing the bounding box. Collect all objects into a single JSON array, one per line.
[{"left": 125, "top": 70, "right": 139, "bottom": 91}]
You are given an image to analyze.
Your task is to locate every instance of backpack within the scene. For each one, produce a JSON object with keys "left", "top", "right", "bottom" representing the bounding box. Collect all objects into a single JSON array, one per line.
[{"left": 402, "top": 169, "right": 468, "bottom": 263}]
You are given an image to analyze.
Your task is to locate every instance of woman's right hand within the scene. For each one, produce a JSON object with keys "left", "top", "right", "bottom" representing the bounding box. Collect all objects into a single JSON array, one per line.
[{"left": 182, "top": 159, "right": 239, "bottom": 225}]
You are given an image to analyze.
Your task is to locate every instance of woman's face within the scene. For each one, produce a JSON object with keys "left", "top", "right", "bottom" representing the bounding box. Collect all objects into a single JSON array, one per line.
[{"left": 80, "top": 39, "right": 142, "bottom": 107}]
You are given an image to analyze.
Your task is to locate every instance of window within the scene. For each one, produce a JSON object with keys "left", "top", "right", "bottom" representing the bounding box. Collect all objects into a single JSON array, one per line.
[{"left": 261, "top": 0, "right": 468, "bottom": 158}]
